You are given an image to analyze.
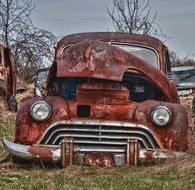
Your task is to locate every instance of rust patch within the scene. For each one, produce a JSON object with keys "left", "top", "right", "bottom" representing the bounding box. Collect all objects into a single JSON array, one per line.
[
  {"left": 84, "top": 154, "right": 115, "bottom": 167},
  {"left": 28, "top": 146, "right": 60, "bottom": 162}
]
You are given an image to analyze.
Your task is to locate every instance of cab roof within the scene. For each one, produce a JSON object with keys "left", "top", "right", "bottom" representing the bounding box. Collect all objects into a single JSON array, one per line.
[{"left": 56, "top": 32, "right": 165, "bottom": 58}]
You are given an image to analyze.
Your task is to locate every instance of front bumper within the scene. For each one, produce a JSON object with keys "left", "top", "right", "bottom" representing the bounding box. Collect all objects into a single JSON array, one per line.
[{"left": 2, "top": 138, "right": 189, "bottom": 167}]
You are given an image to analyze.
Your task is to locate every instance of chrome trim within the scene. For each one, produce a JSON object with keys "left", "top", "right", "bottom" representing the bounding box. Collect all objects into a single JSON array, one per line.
[
  {"left": 2, "top": 138, "right": 31, "bottom": 159},
  {"left": 151, "top": 106, "right": 172, "bottom": 127},
  {"left": 38, "top": 120, "right": 162, "bottom": 149},
  {"left": 57, "top": 137, "right": 148, "bottom": 148},
  {"left": 52, "top": 134, "right": 149, "bottom": 148},
  {"left": 44, "top": 127, "right": 153, "bottom": 148},
  {"left": 3, "top": 138, "right": 189, "bottom": 165},
  {"left": 30, "top": 100, "right": 52, "bottom": 122}
]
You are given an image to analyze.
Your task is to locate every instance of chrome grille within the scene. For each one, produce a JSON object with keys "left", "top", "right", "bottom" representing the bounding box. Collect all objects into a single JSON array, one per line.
[{"left": 39, "top": 120, "right": 160, "bottom": 152}]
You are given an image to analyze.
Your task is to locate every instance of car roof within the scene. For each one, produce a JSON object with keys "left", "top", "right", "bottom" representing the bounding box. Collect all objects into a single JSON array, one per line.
[{"left": 56, "top": 32, "right": 165, "bottom": 55}]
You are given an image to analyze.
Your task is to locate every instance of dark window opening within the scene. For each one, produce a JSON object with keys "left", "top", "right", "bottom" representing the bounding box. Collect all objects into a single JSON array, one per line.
[
  {"left": 122, "top": 72, "right": 163, "bottom": 102},
  {"left": 60, "top": 78, "right": 86, "bottom": 100}
]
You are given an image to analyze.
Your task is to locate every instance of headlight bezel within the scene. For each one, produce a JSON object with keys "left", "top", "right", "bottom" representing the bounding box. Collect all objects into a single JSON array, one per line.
[
  {"left": 151, "top": 106, "right": 172, "bottom": 127},
  {"left": 30, "top": 101, "right": 52, "bottom": 122}
]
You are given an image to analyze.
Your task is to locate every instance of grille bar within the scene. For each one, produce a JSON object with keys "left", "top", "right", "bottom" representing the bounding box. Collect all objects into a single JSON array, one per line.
[
  {"left": 43, "top": 127, "right": 154, "bottom": 147},
  {"left": 39, "top": 120, "right": 161, "bottom": 150}
]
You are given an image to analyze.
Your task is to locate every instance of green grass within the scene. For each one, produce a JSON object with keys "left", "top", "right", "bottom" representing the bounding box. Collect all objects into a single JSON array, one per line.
[
  {"left": 0, "top": 164, "right": 194, "bottom": 190},
  {"left": 0, "top": 115, "right": 195, "bottom": 190}
]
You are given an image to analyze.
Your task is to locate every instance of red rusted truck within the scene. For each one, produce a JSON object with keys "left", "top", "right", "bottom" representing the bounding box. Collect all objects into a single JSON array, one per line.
[
  {"left": 3, "top": 32, "right": 189, "bottom": 167},
  {"left": 0, "top": 44, "right": 17, "bottom": 112}
]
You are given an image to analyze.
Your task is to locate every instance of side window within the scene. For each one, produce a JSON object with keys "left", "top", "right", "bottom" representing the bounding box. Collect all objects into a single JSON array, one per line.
[{"left": 164, "top": 49, "right": 171, "bottom": 75}]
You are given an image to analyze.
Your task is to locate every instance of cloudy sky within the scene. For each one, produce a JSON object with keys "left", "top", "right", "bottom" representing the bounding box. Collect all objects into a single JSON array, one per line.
[{"left": 32, "top": 0, "right": 195, "bottom": 59}]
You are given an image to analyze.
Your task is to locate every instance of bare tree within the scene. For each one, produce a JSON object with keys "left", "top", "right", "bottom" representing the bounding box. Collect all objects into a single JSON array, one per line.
[
  {"left": 108, "top": 0, "right": 167, "bottom": 40},
  {"left": 0, "top": 0, "right": 57, "bottom": 81}
]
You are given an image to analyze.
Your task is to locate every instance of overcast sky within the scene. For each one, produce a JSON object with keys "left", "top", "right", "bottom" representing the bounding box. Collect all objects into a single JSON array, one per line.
[{"left": 32, "top": 0, "right": 195, "bottom": 59}]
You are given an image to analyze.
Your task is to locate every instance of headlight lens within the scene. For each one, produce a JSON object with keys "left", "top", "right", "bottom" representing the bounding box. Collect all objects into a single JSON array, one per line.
[
  {"left": 151, "top": 106, "right": 172, "bottom": 126},
  {"left": 30, "top": 101, "right": 51, "bottom": 121}
]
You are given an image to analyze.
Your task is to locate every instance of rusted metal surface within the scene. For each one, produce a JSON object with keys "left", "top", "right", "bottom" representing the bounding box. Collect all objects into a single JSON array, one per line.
[
  {"left": 0, "top": 44, "right": 17, "bottom": 112},
  {"left": 84, "top": 154, "right": 115, "bottom": 167},
  {"left": 61, "top": 138, "right": 75, "bottom": 166},
  {"left": 56, "top": 32, "right": 165, "bottom": 68},
  {"left": 56, "top": 40, "right": 176, "bottom": 102},
  {"left": 15, "top": 99, "right": 188, "bottom": 152},
  {"left": 127, "top": 139, "right": 139, "bottom": 166},
  {"left": 3, "top": 32, "right": 189, "bottom": 167}
]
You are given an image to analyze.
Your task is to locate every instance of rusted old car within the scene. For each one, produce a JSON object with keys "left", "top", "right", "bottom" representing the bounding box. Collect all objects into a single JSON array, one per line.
[
  {"left": 0, "top": 44, "right": 17, "bottom": 112},
  {"left": 3, "top": 32, "right": 189, "bottom": 167}
]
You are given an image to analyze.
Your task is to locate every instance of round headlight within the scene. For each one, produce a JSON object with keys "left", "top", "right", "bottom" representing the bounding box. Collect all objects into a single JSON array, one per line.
[
  {"left": 151, "top": 106, "right": 172, "bottom": 127},
  {"left": 30, "top": 101, "right": 51, "bottom": 121}
]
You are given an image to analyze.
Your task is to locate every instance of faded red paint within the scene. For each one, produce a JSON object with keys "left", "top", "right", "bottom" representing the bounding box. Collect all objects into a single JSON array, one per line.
[
  {"left": 9, "top": 32, "right": 189, "bottom": 166},
  {"left": 28, "top": 145, "right": 60, "bottom": 162},
  {"left": 55, "top": 40, "right": 177, "bottom": 102}
]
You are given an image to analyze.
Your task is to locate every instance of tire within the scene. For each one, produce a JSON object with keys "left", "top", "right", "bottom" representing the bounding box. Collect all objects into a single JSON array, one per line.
[
  {"left": 12, "top": 156, "right": 31, "bottom": 165},
  {"left": 12, "top": 156, "right": 60, "bottom": 168}
]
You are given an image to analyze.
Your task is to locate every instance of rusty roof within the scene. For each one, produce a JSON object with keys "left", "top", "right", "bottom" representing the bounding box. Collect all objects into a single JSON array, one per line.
[{"left": 56, "top": 32, "right": 165, "bottom": 55}]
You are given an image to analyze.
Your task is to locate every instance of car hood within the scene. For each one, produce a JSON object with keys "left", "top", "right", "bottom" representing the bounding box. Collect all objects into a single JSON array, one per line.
[{"left": 56, "top": 39, "right": 172, "bottom": 99}]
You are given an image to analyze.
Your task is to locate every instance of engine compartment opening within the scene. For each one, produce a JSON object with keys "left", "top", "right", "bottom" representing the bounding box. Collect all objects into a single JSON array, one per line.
[{"left": 48, "top": 72, "right": 166, "bottom": 103}]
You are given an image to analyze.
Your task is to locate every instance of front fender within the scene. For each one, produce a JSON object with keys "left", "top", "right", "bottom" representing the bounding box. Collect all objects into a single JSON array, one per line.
[
  {"left": 135, "top": 101, "right": 189, "bottom": 151},
  {"left": 15, "top": 96, "right": 69, "bottom": 144}
]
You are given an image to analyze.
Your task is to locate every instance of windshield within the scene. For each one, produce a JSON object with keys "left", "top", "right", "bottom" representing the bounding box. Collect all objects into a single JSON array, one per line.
[
  {"left": 112, "top": 43, "right": 159, "bottom": 68},
  {"left": 172, "top": 69, "right": 195, "bottom": 83}
]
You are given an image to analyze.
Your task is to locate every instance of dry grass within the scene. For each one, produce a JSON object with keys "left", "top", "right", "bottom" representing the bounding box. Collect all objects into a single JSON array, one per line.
[
  {"left": 16, "top": 83, "right": 34, "bottom": 107},
  {"left": 0, "top": 98, "right": 8, "bottom": 112}
]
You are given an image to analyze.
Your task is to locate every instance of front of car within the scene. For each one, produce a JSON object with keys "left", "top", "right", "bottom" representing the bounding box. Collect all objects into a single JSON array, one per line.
[{"left": 3, "top": 33, "right": 189, "bottom": 167}]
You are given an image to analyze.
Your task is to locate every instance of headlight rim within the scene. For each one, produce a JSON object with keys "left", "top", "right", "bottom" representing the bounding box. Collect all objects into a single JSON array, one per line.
[
  {"left": 30, "top": 100, "right": 52, "bottom": 122},
  {"left": 151, "top": 106, "right": 172, "bottom": 127}
]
